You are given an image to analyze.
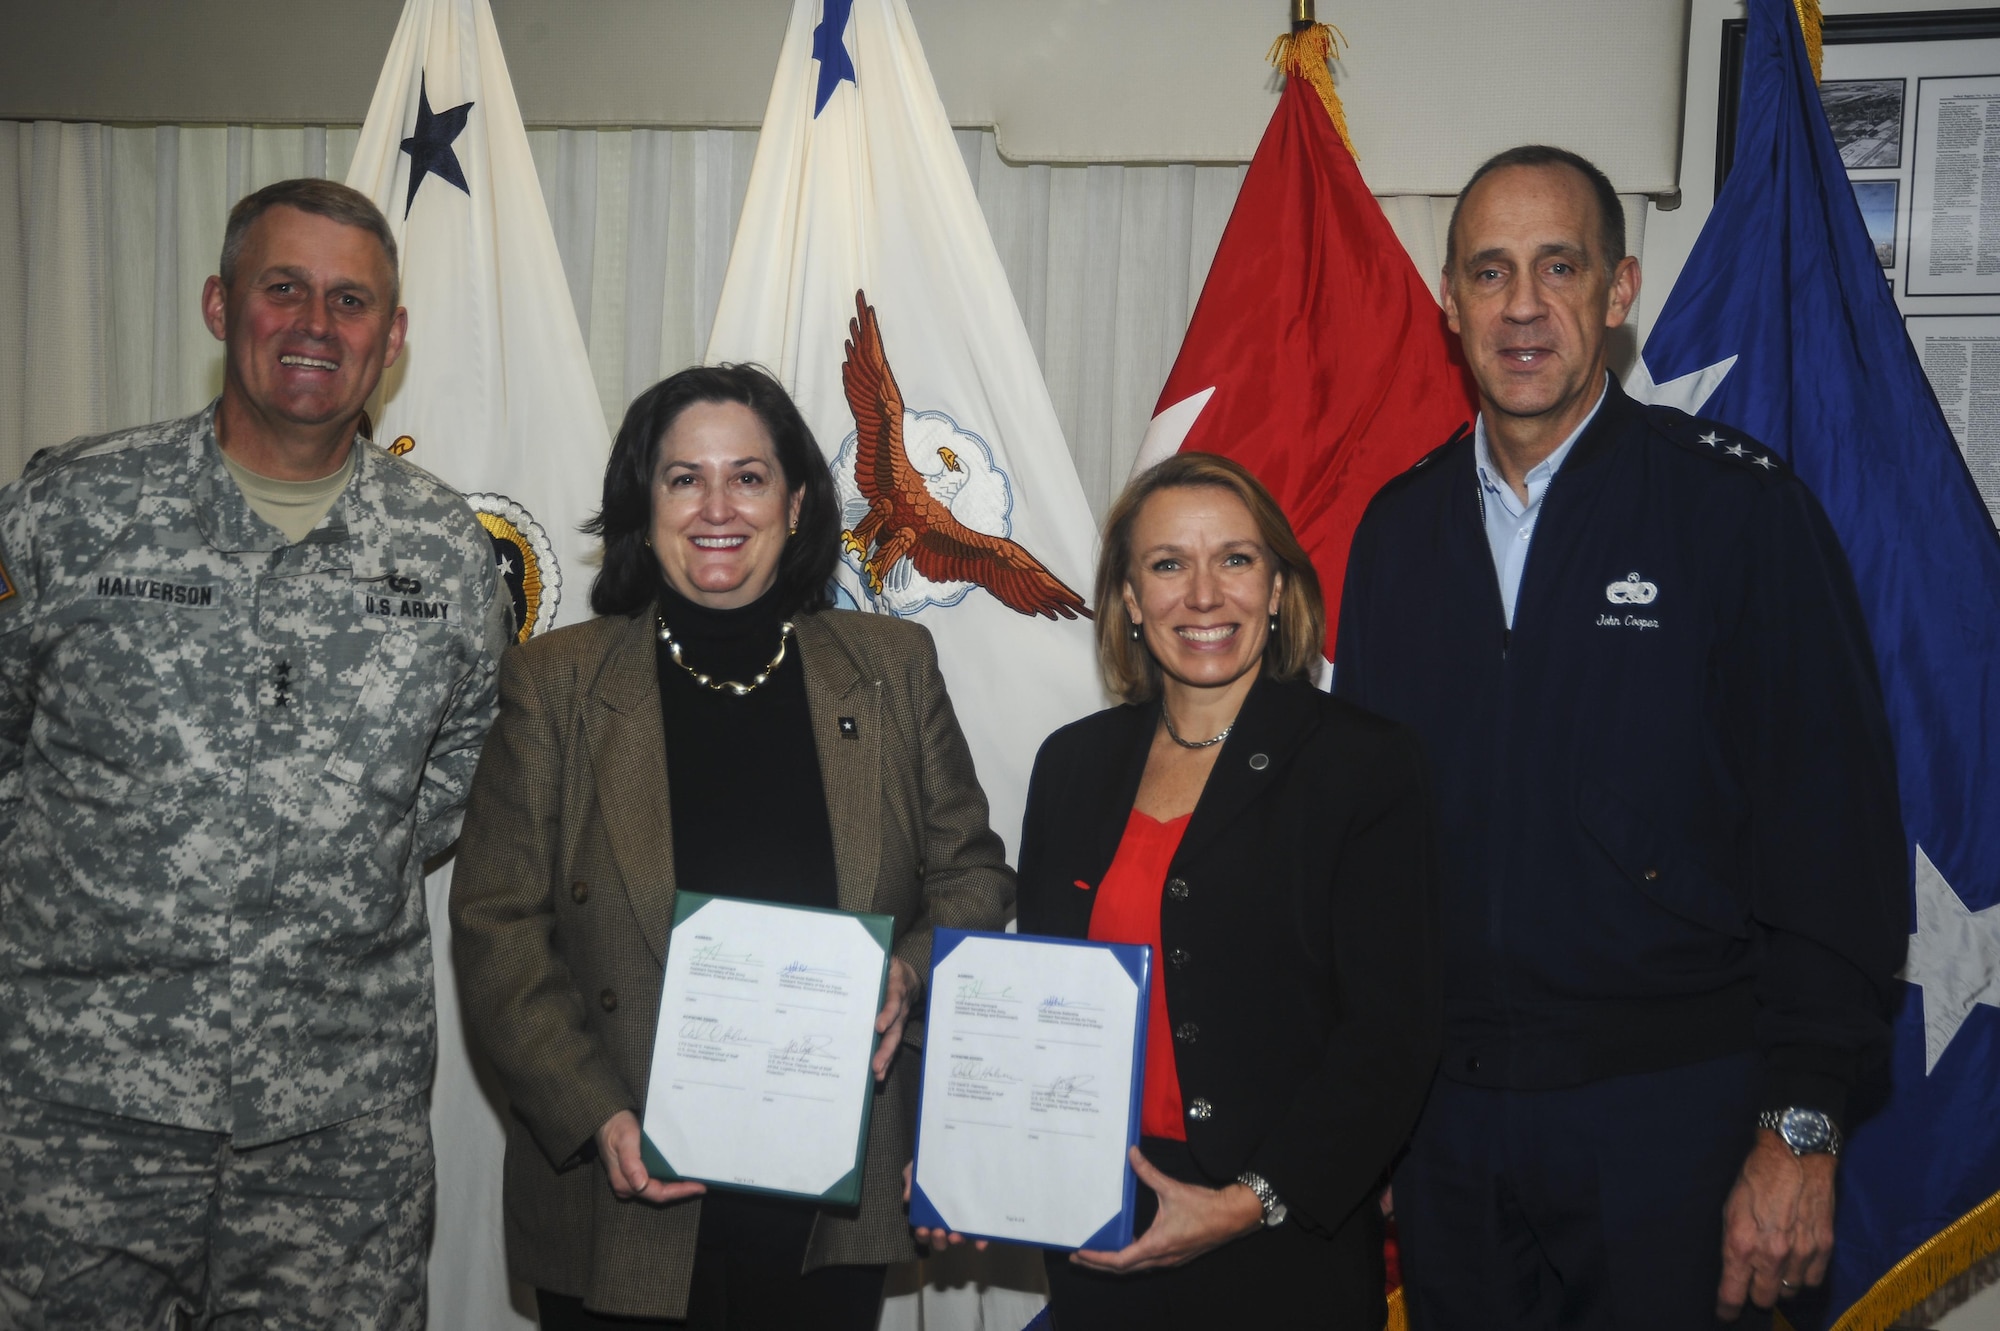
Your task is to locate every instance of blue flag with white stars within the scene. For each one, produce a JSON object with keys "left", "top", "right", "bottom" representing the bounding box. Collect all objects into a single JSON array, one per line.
[{"left": 1633, "top": 0, "right": 2000, "bottom": 1321}]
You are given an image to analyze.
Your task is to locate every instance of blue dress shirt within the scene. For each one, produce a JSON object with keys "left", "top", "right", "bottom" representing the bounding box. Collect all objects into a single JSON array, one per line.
[{"left": 1474, "top": 377, "right": 1609, "bottom": 628}]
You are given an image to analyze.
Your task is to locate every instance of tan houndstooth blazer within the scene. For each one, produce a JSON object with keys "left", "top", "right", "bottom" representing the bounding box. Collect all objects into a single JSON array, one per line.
[{"left": 449, "top": 606, "right": 1015, "bottom": 1319}]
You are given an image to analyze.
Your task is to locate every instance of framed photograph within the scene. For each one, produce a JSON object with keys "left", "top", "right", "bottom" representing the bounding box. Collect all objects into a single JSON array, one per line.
[
  {"left": 1823, "top": 78, "right": 1908, "bottom": 167},
  {"left": 1854, "top": 178, "right": 1901, "bottom": 268},
  {"left": 1718, "top": 10, "right": 2000, "bottom": 303},
  {"left": 1718, "top": 10, "right": 2000, "bottom": 192}
]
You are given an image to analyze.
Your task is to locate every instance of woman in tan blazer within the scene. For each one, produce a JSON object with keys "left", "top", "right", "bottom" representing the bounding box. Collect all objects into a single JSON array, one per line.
[{"left": 450, "top": 364, "right": 1014, "bottom": 1329}]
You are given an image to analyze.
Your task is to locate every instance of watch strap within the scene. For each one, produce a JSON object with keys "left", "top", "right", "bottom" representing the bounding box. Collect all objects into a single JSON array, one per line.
[
  {"left": 1758, "top": 1107, "right": 1842, "bottom": 1157},
  {"left": 1235, "top": 1171, "right": 1288, "bottom": 1227}
]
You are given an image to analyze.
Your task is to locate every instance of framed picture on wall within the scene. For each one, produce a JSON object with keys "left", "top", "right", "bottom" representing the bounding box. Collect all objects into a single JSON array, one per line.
[
  {"left": 1718, "top": 9, "right": 2000, "bottom": 189},
  {"left": 1716, "top": 9, "right": 2000, "bottom": 298},
  {"left": 1715, "top": 9, "right": 2000, "bottom": 519}
]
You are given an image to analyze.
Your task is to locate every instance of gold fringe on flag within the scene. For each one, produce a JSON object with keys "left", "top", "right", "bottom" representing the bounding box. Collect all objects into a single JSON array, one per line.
[
  {"left": 1828, "top": 1187, "right": 2000, "bottom": 1331},
  {"left": 1793, "top": 0, "right": 1824, "bottom": 83},
  {"left": 1268, "top": 22, "right": 1359, "bottom": 160}
]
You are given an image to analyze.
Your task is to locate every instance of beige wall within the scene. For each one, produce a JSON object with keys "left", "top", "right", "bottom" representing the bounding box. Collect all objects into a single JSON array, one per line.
[
  {"left": 18, "top": 0, "right": 1998, "bottom": 354},
  {"left": 1, "top": 0, "right": 1685, "bottom": 191}
]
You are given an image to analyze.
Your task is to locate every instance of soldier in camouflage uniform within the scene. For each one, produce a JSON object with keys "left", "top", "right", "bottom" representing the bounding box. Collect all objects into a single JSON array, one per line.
[{"left": 0, "top": 180, "right": 509, "bottom": 1329}]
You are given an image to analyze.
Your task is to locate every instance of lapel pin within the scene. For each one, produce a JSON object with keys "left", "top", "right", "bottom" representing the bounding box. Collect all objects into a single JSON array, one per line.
[
  {"left": 838, "top": 716, "right": 859, "bottom": 738},
  {"left": 1249, "top": 753, "right": 1269, "bottom": 770},
  {"left": 1073, "top": 879, "right": 1093, "bottom": 891}
]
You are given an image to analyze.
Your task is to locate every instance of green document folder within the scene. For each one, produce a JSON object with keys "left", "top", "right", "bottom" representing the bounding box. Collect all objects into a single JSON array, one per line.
[{"left": 638, "top": 892, "right": 893, "bottom": 1207}]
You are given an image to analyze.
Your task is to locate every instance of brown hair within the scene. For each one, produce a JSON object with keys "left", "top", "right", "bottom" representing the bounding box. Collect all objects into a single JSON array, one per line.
[
  {"left": 1445, "top": 144, "right": 1625, "bottom": 273},
  {"left": 1093, "top": 452, "right": 1324, "bottom": 703},
  {"left": 219, "top": 178, "right": 400, "bottom": 299}
]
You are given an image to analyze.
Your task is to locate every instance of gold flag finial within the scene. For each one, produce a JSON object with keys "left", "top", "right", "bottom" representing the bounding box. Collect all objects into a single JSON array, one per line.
[
  {"left": 1291, "top": 0, "right": 1315, "bottom": 30},
  {"left": 1269, "top": 20, "right": 1356, "bottom": 159},
  {"left": 1794, "top": 0, "right": 1823, "bottom": 82}
]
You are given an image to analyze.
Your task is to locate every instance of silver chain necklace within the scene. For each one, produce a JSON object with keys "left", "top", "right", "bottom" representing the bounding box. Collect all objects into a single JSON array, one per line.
[
  {"left": 656, "top": 616, "right": 794, "bottom": 697},
  {"left": 1162, "top": 711, "right": 1233, "bottom": 750}
]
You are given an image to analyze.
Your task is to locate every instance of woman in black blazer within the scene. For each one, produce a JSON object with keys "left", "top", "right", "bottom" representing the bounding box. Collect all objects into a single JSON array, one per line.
[{"left": 1014, "top": 453, "right": 1442, "bottom": 1328}]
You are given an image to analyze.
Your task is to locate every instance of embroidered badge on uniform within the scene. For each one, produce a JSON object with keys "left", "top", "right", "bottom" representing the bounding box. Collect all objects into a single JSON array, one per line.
[
  {"left": 0, "top": 548, "right": 15, "bottom": 609},
  {"left": 1605, "top": 571, "right": 1659, "bottom": 605}
]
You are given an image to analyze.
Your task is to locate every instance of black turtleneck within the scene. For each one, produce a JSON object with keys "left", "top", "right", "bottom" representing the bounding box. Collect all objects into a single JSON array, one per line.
[
  {"left": 653, "top": 580, "right": 840, "bottom": 911},
  {"left": 654, "top": 580, "right": 845, "bottom": 1250}
]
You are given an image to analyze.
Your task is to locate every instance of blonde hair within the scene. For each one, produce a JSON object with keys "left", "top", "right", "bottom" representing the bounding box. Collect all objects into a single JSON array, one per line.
[{"left": 1093, "top": 452, "right": 1325, "bottom": 703}]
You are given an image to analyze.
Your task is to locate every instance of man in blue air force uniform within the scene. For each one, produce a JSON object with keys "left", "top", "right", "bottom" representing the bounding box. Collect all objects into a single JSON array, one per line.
[
  {"left": 1335, "top": 146, "right": 1907, "bottom": 1328},
  {"left": 0, "top": 179, "right": 508, "bottom": 1328}
]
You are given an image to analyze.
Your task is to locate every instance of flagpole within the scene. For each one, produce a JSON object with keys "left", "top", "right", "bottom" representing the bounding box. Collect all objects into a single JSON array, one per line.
[{"left": 1292, "top": 0, "right": 1314, "bottom": 34}]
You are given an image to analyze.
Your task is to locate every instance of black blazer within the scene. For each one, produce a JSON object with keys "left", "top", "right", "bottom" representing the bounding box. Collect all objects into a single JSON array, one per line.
[{"left": 1016, "top": 675, "right": 1442, "bottom": 1235}]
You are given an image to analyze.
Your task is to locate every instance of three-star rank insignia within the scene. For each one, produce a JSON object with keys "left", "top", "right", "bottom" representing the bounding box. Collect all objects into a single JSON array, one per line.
[
  {"left": 1675, "top": 418, "right": 1784, "bottom": 475},
  {"left": 1718, "top": 438, "right": 1783, "bottom": 472}
]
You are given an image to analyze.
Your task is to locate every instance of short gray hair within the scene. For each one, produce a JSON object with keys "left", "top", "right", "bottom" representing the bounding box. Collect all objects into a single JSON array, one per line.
[{"left": 218, "top": 178, "right": 399, "bottom": 298}]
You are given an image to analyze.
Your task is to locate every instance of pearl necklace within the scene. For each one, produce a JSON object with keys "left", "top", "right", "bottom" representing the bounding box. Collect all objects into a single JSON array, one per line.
[{"left": 656, "top": 616, "right": 794, "bottom": 697}]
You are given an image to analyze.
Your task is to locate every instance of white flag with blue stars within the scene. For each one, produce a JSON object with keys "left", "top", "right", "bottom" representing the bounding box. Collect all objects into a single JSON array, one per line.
[{"left": 346, "top": 0, "right": 606, "bottom": 645}]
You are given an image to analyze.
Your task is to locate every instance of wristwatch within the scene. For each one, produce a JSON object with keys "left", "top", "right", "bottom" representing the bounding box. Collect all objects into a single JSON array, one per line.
[
  {"left": 1236, "top": 1171, "right": 1288, "bottom": 1227},
  {"left": 1758, "top": 1107, "right": 1842, "bottom": 1158}
]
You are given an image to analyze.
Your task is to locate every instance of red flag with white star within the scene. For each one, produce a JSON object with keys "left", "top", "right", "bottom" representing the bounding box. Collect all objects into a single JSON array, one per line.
[{"left": 1133, "top": 26, "right": 1475, "bottom": 660}]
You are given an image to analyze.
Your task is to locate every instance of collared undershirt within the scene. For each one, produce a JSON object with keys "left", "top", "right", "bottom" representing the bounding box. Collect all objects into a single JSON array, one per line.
[
  {"left": 221, "top": 447, "right": 356, "bottom": 544},
  {"left": 1473, "top": 374, "right": 1609, "bottom": 628}
]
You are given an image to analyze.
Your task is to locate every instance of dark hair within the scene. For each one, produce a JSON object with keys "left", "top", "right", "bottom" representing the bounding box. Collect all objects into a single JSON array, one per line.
[
  {"left": 220, "top": 179, "right": 399, "bottom": 298},
  {"left": 585, "top": 364, "right": 841, "bottom": 618},
  {"left": 1445, "top": 145, "right": 1625, "bottom": 272},
  {"left": 1093, "top": 452, "right": 1325, "bottom": 703}
]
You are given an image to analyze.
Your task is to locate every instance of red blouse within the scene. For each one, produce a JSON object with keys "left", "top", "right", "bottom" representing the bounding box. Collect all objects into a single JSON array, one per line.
[{"left": 1087, "top": 808, "right": 1192, "bottom": 1142}]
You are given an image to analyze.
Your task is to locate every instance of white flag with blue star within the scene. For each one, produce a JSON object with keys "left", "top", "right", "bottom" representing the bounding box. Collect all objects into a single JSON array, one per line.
[
  {"left": 707, "top": 0, "right": 1105, "bottom": 864},
  {"left": 347, "top": 1, "right": 606, "bottom": 1326},
  {"left": 346, "top": 0, "right": 605, "bottom": 644}
]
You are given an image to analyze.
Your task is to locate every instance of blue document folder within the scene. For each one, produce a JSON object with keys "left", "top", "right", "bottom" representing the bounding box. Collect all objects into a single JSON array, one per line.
[{"left": 909, "top": 929, "right": 1150, "bottom": 1251}]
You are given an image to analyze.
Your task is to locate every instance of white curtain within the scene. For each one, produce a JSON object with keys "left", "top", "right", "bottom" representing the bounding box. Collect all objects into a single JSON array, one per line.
[{"left": 3, "top": 120, "right": 1650, "bottom": 506}]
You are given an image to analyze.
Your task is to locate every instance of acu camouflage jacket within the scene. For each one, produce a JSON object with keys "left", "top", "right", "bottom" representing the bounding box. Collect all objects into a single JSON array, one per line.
[{"left": 0, "top": 404, "right": 508, "bottom": 1145}]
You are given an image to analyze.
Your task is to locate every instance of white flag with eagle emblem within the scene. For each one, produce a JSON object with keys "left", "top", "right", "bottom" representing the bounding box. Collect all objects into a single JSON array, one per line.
[
  {"left": 707, "top": 0, "right": 1104, "bottom": 861},
  {"left": 346, "top": 1, "right": 603, "bottom": 1326}
]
